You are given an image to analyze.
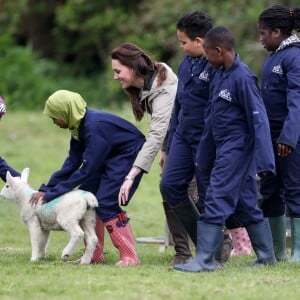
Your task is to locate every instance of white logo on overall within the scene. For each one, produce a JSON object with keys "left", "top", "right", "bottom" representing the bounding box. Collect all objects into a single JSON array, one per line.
[
  {"left": 199, "top": 71, "right": 209, "bottom": 82},
  {"left": 219, "top": 89, "right": 232, "bottom": 102},
  {"left": 272, "top": 64, "right": 283, "bottom": 75}
]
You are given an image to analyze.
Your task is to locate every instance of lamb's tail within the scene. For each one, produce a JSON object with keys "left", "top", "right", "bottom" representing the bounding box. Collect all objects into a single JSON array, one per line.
[{"left": 85, "top": 192, "right": 98, "bottom": 208}]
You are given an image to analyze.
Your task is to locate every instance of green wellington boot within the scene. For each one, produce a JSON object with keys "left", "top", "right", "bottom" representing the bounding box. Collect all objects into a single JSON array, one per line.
[
  {"left": 173, "top": 220, "right": 223, "bottom": 272},
  {"left": 246, "top": 219, "right": 276, "bottom": 266},
  {"left": 268, "top": 216, "right": 288, "bottom": 261},
  {"left": 290, "top": 218, "right": 300, "bottom": 262}
]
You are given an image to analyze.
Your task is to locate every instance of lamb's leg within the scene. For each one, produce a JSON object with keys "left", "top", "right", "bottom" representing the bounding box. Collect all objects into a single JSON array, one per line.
[
  {"left": 60, "top": 223, "right": 84, "bottom": 261},
  {"left": 38, "top": 229, "right": 50, "bottom": 258},
  {"left": 27, "top": 217, "right": 47, "bottom": 261},
  {"left": 78, "top": 211, "right": 98, "bottom": 264}
]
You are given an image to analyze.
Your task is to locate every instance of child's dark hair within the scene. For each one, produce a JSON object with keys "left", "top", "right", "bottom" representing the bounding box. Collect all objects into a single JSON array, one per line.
[
  {"left": 258, "top": 5, "right": 300, "bottom": 36},
  {"left": 176, "top": 11, "right": 213, "bottom": 39},
  {"left": 205, "top": 26, "right": 235, "bottom": 50}
]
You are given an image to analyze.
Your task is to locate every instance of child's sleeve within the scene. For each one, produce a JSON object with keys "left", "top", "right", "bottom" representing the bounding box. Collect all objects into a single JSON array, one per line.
[
  {"left": 239, "top": 76, "right": 276, "bottom": 175},
  {"left": 277, "top": 54, "right": 300, "bottom": 148}
]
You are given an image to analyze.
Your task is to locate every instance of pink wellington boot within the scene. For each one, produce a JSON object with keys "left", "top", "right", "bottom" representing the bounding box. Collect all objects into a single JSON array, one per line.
[
  {"left": 230, "top": 227, "right": 252, "bottom": 256},
  {"left": 91, "top": 216, "right": 105, "bottom": 263},
  {"left": 104, "top": 212, "right": 140, "bottom": 266}
]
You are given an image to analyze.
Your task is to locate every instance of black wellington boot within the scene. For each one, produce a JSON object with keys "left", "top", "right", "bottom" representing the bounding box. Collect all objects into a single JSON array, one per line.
[
  {"left": 162, "top": 201, "right": 193, "bottom": 265},
  {"left": 173, "top": 220, "right": 223, "bottom": 272},
  {"left": 172, "top": 199, "right": 201, "bottom": 246},
  {"left": 246, "top": 219, "right": 276, "bottom": 266},
  {"left": 172, "top": 199, "right": 228, "bottom": 264}
]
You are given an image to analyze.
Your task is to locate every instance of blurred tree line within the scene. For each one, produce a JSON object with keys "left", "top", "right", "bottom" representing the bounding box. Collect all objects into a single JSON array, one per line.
[{"left": 0, "top": 0, "right": 294, "bottom": 110}]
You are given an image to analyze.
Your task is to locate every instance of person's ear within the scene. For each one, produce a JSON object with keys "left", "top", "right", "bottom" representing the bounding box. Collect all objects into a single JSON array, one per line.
[
  {"left": 195, "top": 37, "right": 204, "bottom": 47},
  {"left": 272, "top": 28, "right": 281, "bottom": 39},
  {"left": 215, "top": 46, "right": 223, "bottom": 55}
]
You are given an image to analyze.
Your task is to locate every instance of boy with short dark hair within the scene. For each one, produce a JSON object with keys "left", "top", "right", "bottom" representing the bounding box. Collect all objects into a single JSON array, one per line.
[
  {"left": 160, "top": 11, "right": 228, "bottom": 264},
  {"left": 174, "top": 26, "right": 276, "bottom": 272}
]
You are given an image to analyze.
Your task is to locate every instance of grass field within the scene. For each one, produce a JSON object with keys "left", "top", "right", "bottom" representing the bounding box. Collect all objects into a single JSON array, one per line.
[{"left": 1, "top": 109, "right": 300, "bottom": 300}]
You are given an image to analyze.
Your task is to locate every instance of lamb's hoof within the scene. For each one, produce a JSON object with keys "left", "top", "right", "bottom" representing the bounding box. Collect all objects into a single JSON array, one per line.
[
  {"left": 78, "top": 258, "right": 91, "bottom": 265},
  {"left": 61, "top": 255, "right": 70, "bottom": 262},
  {"left": 31, "top": 256, "right": 45, "bottom": 262}
]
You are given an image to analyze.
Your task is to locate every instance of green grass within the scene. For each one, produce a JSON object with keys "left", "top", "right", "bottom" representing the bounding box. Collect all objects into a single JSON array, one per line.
[{"left": 1, "top": 109, "right": 300, "bottom": 300}]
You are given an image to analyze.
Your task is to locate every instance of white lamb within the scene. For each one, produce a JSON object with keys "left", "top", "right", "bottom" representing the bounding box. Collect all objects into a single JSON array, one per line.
[{"left": 0, "top": 168, "right": 98, "bottom": 264}]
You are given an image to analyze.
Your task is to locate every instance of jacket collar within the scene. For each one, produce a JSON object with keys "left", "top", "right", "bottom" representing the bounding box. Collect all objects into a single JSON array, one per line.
[
  {"left": 218, "top": 54, "right": 240, "bottom": 77},
  {"left": 143, "top": 68, "right": 158, "bottom": 91},
  {"left": 276, "top": 34, "right": 300, "bottom": 52}
]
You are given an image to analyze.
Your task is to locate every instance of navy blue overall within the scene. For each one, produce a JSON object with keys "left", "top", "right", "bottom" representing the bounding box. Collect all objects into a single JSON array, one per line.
[
  {"left": 198, "top": 56, "right": 275, "bottom": 226},
  {"left": 260, "top": 42, "right": 300, "bottom": 218},
  {"left": 160, "top": 55, "right": 213, "bottom": 210},
  {"left": 39, "top": 109, "right": 145, "bottom": 222},
  {"left": 0, "top": 157, "right": 20, "bottom": 182}
]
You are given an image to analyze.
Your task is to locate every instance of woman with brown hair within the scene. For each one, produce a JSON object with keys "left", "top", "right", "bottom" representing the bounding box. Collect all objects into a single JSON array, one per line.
[{"left": 108, "top": 43, "right": 194, "bottom": 265}]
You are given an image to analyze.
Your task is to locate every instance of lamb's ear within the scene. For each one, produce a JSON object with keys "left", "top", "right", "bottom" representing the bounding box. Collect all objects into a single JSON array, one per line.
[
  {"left": 20, "top": 168, "right": 30, "bottom": 183},
  {"left": 5, "top": 171, "right": 13, "bottom": 185}
]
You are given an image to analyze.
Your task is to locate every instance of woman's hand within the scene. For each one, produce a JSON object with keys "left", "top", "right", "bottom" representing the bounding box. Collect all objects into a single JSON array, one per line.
[
  {"left": 159, "top": 150, "right": 167, "bottom": 170},
  {"left": 277, "top": 143, "right": 293, "bottom": 157},
  {"left": 29, "top": 191, "right": 46, "bottom": 205},
  {"left": 118, "top": 179, "right": 133, "bottom": 206},
  {"left": 118, "top": 166, "right": 141, "bottom": 206}
]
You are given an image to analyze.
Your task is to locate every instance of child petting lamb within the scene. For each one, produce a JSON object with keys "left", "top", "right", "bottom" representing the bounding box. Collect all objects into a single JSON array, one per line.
[
  {"left": 29, "top": 90, "right": 146, "bottom": 266},
  {"left": 1, "top": 168, "right": 98, "bottom": 264}
]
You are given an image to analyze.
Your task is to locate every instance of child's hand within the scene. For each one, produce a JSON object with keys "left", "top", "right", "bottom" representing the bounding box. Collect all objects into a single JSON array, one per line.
[
  {"left": 29, "top": 191, "right": 45, "bottom": 205},
  {"left": 277, "top": 143, "right": 293, "bottom": 157}
]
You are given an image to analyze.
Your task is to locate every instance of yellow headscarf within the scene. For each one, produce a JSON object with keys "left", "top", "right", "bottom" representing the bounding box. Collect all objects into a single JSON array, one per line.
[{"left": 43, "top": 90, "right": 87, "bottom": 140}]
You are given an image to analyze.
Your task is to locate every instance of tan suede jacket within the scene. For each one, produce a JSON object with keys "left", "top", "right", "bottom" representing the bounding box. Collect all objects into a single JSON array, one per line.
[{"left": 133, "top": 63, "right": 177, "bottom": 173}]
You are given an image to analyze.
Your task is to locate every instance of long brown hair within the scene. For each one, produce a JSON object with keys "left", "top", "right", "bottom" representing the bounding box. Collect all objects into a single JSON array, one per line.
[{"left": 111, "top": 43, "right": 167, "bottom": 121}]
